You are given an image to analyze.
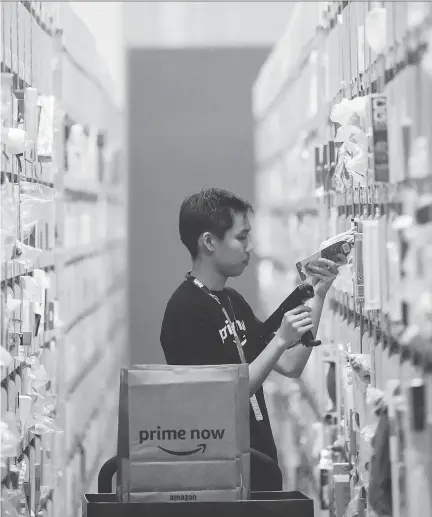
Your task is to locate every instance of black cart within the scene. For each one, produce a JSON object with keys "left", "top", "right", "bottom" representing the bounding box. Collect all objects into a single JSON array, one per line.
[{"left": 82, "top": 455, "right": 315, "bottom": 517}]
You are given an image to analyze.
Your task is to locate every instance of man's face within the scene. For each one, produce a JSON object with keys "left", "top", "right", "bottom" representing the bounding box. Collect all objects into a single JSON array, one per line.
[{"left": 212, "top": 211, "right": 253, "bottom": 278}]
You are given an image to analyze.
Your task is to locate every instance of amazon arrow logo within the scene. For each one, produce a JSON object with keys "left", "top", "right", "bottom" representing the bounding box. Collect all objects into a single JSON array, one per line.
[{"left": 158, "top": 444, "right": 207, "bottom": 456}]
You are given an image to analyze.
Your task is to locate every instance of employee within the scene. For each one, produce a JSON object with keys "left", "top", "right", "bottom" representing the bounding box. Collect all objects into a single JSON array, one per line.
[{"left": 160, "top": 188, "right": 344, "bottom": 491}]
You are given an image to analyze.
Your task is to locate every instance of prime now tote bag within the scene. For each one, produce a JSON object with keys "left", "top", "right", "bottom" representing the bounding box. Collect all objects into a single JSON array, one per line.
[{"left": 116, "top": 364, "right": 250, "bottom": 503}]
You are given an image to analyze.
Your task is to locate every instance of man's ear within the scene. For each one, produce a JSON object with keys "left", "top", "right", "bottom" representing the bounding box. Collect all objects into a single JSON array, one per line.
[{"left": 201, "top": 232, "right": 215, "bottom": 253}]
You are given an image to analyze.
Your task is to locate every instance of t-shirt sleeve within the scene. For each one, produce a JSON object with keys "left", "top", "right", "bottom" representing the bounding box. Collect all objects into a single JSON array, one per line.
[{"left": 160, "top": 301, "right": 223, "bottom": 366}]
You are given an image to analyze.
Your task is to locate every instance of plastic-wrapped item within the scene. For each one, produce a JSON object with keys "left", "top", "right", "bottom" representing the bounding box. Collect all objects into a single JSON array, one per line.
[
  {"left": 27, "top": 414, "right": 63, "bottom": 437},
  {"left": 21, "top": 275, "right": 44, "bottom": 336},
  {"left": 0, "top": 412, "right": 21, "bottom": 461},
  {"left": 20, "top": 185, "right": 54, "bottom": 240},
  {"left": 1, "top": 181, "right": 18, "bottom": 262},
  {"left": 20, "top": 275, "right": 43, "bottom": 304},
  {"left": 25, "top": 395, "right": 62, "bottom": 437},
  {"left": 366, "top": 386, "right": 385, "bottom": 411},
  {"left": 26, "top": 357, "right": 50, "bottom": 394},
  {"left": 1, "top": 127, "right": 27, "bottom": 155},
  {"left": 330, "top": 97, "right": 368, "bottom": 128},
  {"left": 32, "top": 393, "right": 56, "bottom": 417},
  {"left": 20, "top": 182, "right": 55, "bottom": 200},
  {"left": 1, "top": 74, "right": 14, "bottom": 128},
  {"left": 345, "top": 141, "right": 368, "bottom": 186},
  {"left": 368, "top": 406, "right": 392, "bottom": 516},
  {"left": 318, "top": 449, "right": 333, "bottom": 510},
  {"left": 0, "top": 487, "right": 20, "bottom": 517},
  {"left": 36, "top": 95, "right": 55, "bottom": 161},
  {"left": 344, "top": 481, "right": 367, "bottom": 517},
  {"left": 0, "top": 346, "right": 14, "bottom": 370},
  {"left": 14, "top": 242, "right": 42, "bottom": 268},
  {"left": 319, "top": 229, "right": 356, "bottom": 252},
  {"left": 4, "top": 460, "right": 31, "bottom": 516},
  {"left": 330, "top": 97, "right": 369, "bottom": 190},
  {"left": 6, "top": 298, "right": 21, "bottom": 315},
  {"left": 360, "top": 387, "right": 385, "bottom": 450},
  {"left": 365, "top": 7, "right": 387, "bottom": 55},
  {"left": 334, "top": 133, "right": 368, "bottom": 190},
  {"left": 348, "top": 354, "right": 371, "bottom": 384},
  {"left": 66, "top": 124, "right": 86, "bottom": 177}
]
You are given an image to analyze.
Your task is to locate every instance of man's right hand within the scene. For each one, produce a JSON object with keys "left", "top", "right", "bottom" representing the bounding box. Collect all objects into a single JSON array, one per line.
[{"left": 279, "top": 305, "right": 313, "bottom": 348}]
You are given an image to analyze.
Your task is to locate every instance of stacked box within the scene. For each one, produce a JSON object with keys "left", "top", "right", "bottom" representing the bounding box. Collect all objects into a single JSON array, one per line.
[{"left": 116, "top": 364, "right": 250, "bottom": 503}]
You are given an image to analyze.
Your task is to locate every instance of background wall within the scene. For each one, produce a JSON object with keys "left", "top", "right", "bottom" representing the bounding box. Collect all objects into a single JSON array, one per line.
[
  {"left": 123, "top": 2, "right": 295, "bottom": 48},
  {"left": 127, "top": 47, "right": 270, "bottom": 364}
]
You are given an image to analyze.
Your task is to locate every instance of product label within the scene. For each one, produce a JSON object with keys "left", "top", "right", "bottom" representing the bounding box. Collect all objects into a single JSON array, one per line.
[
  {"left": 296, "top": 239, "right": 354, "bottom": 281},
  {"left": 354, "top": 233, "right": 364, "bottom": 302},
  {"left": 139, "top": 426, "right": 226, "bottom": 453},
  {"left": 370, "top": 95, "right": 390, "bottom": 182},
  {"left": 171, "top": 494, "right": 197, "bottom": 502},
  {"left": 250, "top": 394, "right": 263, "bottom": 421},
  {"left": 128, "top": 488, "right": 242, "bottom": 503}
]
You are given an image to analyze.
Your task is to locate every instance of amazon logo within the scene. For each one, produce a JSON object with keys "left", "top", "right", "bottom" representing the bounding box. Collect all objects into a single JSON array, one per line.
[{"left": 139, "top": 426, "right": 226, "bottom": 456}]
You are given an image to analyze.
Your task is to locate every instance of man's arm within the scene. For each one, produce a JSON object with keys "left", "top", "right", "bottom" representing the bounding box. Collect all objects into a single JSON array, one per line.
[
  {"left": 248, "top": 337, "right": 289, "bottom": 395},
  {"left": 272, "top": 255, "right": 344, "bottom": 378},
  {"left": 162, "top": 301, "right": 311, "bottom": 397},
  {"left": 273, "top": 293, "right": 325, "bottom": 378}
]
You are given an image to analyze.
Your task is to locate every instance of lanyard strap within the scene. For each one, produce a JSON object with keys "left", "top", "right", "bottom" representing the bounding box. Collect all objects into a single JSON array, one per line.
[
  {"left": 186, "top": 273, "right": 263, "bottom": 422},
  {"left": 187, "top": 274, "right": 247, "bottom": 363}
]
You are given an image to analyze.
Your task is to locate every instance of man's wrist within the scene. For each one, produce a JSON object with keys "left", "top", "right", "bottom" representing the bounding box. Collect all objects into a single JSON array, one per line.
[
  {"left": 273, "top": 333, "right": 298, "bottom": 352},
  {"left": 315, "top": 285, "right": 331, "bottom": 299},
  {"left": 273, "top": 334, "right": 289, "bottom": 352},
  {"left": 315, "top": 290, "right": 328, "bottom": 300}
]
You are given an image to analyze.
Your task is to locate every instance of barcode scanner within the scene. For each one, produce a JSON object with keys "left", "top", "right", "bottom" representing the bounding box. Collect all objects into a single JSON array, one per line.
[{"left": 261, "top": 283, "right": 321, "bottom": 348}]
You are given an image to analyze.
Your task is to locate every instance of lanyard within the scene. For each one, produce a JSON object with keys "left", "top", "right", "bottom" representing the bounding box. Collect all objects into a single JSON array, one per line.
[{"left": 186, "top": 273, "right": 263, "bottom": 421}]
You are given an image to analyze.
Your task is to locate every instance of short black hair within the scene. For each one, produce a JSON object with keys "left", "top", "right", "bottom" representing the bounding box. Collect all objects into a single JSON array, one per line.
[{"left": 179, "top": 188, "right": 253, "bottom": 259}]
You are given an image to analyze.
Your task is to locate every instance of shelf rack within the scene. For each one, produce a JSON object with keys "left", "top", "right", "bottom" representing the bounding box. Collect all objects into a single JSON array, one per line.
[
  {"left": 254, "top": 2, "right": 432, "bottom": 516},
  {"left": 1, "top": 3, "right": 127, "bottom": 516}
]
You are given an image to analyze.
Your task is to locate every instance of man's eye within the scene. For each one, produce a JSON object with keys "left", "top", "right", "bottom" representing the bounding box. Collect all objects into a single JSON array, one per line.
[{"left": 238, "top": 235, "right": 247, "bottom": 241}]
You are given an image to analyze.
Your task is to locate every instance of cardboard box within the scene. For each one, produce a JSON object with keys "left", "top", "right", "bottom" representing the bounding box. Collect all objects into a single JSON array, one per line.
[
  {"left": 128, "top": 459, "right": 245, "bottom": 492},
  {"left": 116, "top": 365, "right": 250, "bottom": 503}
]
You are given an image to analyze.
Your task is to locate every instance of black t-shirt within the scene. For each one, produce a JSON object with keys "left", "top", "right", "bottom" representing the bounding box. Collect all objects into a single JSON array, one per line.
[{"left": 160, "top": 279, "right": 278, "bottom": 462}]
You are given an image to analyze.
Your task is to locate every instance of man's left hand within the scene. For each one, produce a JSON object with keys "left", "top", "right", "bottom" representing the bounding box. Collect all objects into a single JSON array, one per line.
[{"left": 305, "top": 254, "right": 348, "bottom": 298}]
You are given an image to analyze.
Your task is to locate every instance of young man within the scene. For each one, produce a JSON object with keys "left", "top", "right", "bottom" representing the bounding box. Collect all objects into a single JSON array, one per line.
[{"left": 160, "top": 188, "right": 344, "bottom": 491}]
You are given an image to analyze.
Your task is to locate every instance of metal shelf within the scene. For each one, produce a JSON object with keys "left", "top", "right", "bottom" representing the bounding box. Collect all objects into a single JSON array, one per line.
[
  {"left": 1, "top": 3, "right": 126, "bottom": 515},
  {"left": 1, "top": 250, "right": 57, "bottom": 282}
]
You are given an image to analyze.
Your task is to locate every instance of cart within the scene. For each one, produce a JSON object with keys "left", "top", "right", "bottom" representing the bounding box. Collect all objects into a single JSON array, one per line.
[{"left": 82, "top": 454, "right": 315, "bottom": 516}]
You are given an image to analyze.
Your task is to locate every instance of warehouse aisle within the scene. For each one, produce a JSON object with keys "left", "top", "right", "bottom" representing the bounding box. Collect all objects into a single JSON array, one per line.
[{"left": 2, "top": 2, "right": 432, "bottom": 517}]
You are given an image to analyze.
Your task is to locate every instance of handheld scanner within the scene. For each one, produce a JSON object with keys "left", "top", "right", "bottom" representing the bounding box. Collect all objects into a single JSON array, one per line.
[{"left": 261, "top": 283, "right": 321, "bottom": 347}]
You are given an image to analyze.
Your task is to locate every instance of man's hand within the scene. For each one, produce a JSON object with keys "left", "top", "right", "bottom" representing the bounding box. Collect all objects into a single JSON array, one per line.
[
  {"left": 279, "top": 305, "right": 313, "bottom": 348},
  {"left": 305, "top": 253, "right": 347, "bottom": 298}
]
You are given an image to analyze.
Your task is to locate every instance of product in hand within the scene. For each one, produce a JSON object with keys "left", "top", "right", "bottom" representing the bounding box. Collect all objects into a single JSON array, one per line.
[{"left": 296, "top": 230, "right": 354, "bottom": 281}]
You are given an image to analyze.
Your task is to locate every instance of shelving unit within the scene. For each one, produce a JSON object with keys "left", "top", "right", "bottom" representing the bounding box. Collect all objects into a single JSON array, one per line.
[
  {"left": 1, "top": 3, "right": 126, "bottom": 516},
  {"left": 254, "top": 2, "right": 432, "bottom": 516}
]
